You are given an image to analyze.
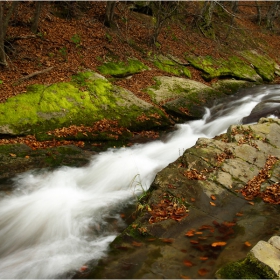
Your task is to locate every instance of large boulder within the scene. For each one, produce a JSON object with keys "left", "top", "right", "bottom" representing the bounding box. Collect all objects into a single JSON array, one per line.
[
  {"left": 0, "top": 71, "right": 171, "bottom": 141},
  {"left": 185, "top": 54, "right": 262, "bottom": 82},
  {"left": 146, "top": 76, "right": 226, "bottom": 121},
  {"left": 239, "top": 50, "right": 280, "bottom": 82}
]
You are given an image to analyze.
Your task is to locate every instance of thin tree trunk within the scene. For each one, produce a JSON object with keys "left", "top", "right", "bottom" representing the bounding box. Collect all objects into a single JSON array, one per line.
[
  {"left": 104, "top": 1, "right": 116, "bottom": 28},
  {"left": 266, "top": 1, "right": 280, "bottom": 30},
  {"left": 31, "top": 2, "right": 42, "bottom": 33},
  {"left": 255, "top": 1, "right": 261, "bottom": 25},
  {"left": 0, "top": 2, "right": 6, "bottom": 66}
]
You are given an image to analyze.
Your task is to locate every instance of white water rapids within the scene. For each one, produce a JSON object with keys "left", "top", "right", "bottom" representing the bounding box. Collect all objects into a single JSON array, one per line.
[{"left": 0, "top": 85, "right": 279, "bottom": 278}]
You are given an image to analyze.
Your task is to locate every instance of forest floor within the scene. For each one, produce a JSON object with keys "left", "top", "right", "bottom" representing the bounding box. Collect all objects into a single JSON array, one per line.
[{"left": 1, "top": 1, "right": 280, "bottom": 105}]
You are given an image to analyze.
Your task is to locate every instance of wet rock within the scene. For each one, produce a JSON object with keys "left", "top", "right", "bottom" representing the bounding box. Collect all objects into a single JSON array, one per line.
[{"left": 79, "top": 118, "right": 280, "bottom": 279}]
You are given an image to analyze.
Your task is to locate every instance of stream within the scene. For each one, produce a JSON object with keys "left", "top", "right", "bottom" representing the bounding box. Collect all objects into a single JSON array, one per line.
[{"left": 0, "top": 84, "right": 279, "bottom": 279}]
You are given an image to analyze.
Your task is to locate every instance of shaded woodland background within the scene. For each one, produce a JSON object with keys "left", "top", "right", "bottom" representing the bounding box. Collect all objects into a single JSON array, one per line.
[{"left": 0, "top": 1, "right": 280, "bottom": 103}]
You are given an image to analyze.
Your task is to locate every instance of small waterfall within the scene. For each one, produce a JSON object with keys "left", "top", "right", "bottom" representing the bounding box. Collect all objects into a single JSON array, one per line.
[{"left": 0, "top": 85, "right": 277, "bottom": 278}]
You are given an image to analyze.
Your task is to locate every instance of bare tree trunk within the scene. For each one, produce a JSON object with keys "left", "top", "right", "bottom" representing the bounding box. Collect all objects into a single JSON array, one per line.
[
  {"left": 0, "top": 2, "right": 18, "bottom": 66},
  {"left": 31, "top": 2, "right": 42, "bottom": 33},
  {"left": 255, "top": 1, "right": 261, "bottom": 25},
  {"left": 104, "top": 1, "right": 116, "bottom": 28},
  {"left": 266, "top": 1, "right": 280, "bottom": 30},
  {"left": 0, "top": 2, "right": 6, "bottom": 66}
]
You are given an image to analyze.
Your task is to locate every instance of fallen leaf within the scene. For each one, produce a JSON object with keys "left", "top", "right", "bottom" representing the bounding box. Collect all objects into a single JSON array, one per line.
[
  {"left": 132, "top": 241, "right": 142, "bottom": 247},
  {"left": 190, "top": 240, "right": 199, "bottom": 244},
  {"left": 185, "top": 230, "right": 195, "bottom": 237},
  {"left": 211, "top": 195, "right": 216, "bottom": 200},
  {"left": 199, "top": 256, "right": 208, "bottom": 261},
  {"left": 211, "top": 241, "right": 227, "bottom": 247},
  {"left": 9, "top": 153, "right": 16, "bottom": 157},
  {"left": 79, "top": 265, "right": 88, "bottom": 272},
  {"left": 183, "top": 260, "right": 194, "bottom": 267},
  {"left": 160, "top": 238, "right": 173, "bottom": 243},
  {"left": 244, "top": 241, "right": 251, "bottom": 247},
  {"left": 210, "top": 201, "right": 216, "bottom": 206},
  {"left": 195, "top": 231, "right": 203, "bottom": 235},
  {"left": 236, "top": 212, "right": 243, "bottom": 217},
  {"left": 180, "top": 275, "right": 191, "bottom": 279},
  {"left": 191, "top": 197, "right": 196, "bottom": 202},
  {"left": 198, "top": 268, "right": 209, "bottom": 276},
  {"left": 248, "top": 201, "right": 254, "bottom": 205},
  {"left": 25, "top": 155, "right": 30, "bottom": 159}
]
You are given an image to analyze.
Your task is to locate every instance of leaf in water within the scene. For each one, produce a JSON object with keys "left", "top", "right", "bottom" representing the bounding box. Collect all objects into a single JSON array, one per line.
[
  {"left": 183, "top": 260, "right": 194, "bottom": 267},
  {"left": 198, "top": 268, "right": 209, "bottom": 276},
  {"left": 211, "top": 241, "right": 227, "bottom": 247},
  {"left": 195, "top": 231, "right": 203, "bottom": 235},
  {"left": 199, "top": 256, "right": 208, "bottom": 261},
  {"left": 248, "top": 201, "right": 255, "bottom": 205},
  {"left": 210, "top": 201, "right": 216, "bottom": 206},
  {"left": 190, "top": 240, "right": 199, "bottom": 244}
]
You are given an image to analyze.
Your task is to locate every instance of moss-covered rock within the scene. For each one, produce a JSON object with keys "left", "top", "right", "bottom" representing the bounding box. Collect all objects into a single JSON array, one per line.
[
  {"left": 239, "top": 50, "right": 278, "bottom": 82},
  {"left": 152, "top": 55, "right": 191, "bottom": 78},
  {"left": 145, "top": 76, "right": 226, "bottom": 120},
  {"left": 97, "top": 58, "right": 148, "bottom": 78},
  {"left": 212, "top": 79, "right": 255, "bottom": 95},
  {"left": 185, "top": 54, "right": 262, "bottom": 82},
  {"left": 0, "top": 71, "right": 171, "bottom": 141}
]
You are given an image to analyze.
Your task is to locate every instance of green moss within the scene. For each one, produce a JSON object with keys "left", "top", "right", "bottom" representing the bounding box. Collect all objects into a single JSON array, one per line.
[
  {"left": 153, "top": 57, "right": 191, "bottom": 78},
  {"left": 185, "top": 54, "right": 262, "bottom": 82},
  {"left": 240, "top": 50, "right": 276, "bottom": 81},
  {"left": 216, "top": 254, "right": 278, "bottom": 279},
  {"left": 97, "top": 58, "right": 148, "bottom": 78},
  {"left": 0, "top": 71, "right": 170, "bottom": 141}
]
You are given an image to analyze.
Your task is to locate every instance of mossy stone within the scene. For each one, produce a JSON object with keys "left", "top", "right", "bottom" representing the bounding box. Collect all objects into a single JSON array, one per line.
[
  {"left": 97, "top": 58, "right": 148, "bottom": 78},
  {"left": 240, "top": 50, "right": 277, "bottom": 82},
  {"left": 185, "top": 54, "right": 262, "bottom": 82}
]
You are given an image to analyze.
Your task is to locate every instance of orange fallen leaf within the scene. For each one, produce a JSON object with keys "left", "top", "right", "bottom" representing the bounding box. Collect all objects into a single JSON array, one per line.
[
  {"left": 210, "top": 201, "right": 216, "bottom": 206},
  {"left": 244, "top": 241, "right": 251, "bottom": 247},
  {"left": 198, "top": 268, "right": 209, "bottom": 276},
  {"left": 211, "top": 195, "right": 216, "bottom": 200},
  {"left": 199, "top": 256, "right": 208, "bottom": 261},
  {"left": 183, "top": 260, "right": 194, "bottom": 267},
  {"left": 185, "top": 230, "right": 195, "bottom": 237},
  {"left": 190, "top": 240, "right": 199, "bottom": 244},
  {"left": 160, "top": 238, "right": 173, "bottom": 243},
  {"left": 132, "top": 241, "right": 142, "bottom": 247},
  {"left": 248, "top": 201, "right": 254, "bottom": 205},
  {"left": 195, "top": 231, "right": 203, "bottom": 235},
  {"left": 180, "top": 275, "right": 191, "bottom": 279},
  {"left": 236, "top": 212, "right": 243, "bottom": 217},
  {"left": 79, "top": 265, "right": 88, "bottom": 272},
  {"left": 211, "top": 241, "right": 227, "bottom": 247},
  {"left": 9, "top": 153, "right": 16, "bottom": 157},
  {"left": 191, "top": 198, "right": 196, "bottom": 202},
  {"left": 147, "top": 238, "right": 156, "bottom": 242}
]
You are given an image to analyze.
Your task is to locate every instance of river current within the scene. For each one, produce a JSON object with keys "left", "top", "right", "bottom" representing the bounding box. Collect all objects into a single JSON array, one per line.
[{"left": 0, "top": 84, "right": 279, "bottom": 278}]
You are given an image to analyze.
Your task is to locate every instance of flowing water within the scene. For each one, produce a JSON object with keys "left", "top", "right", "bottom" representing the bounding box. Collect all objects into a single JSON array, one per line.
[{"left": 0, "top": 85, "right": 279, "bottom": 279}]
